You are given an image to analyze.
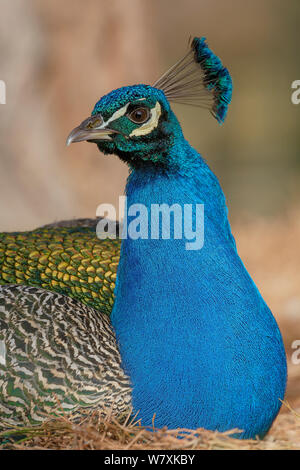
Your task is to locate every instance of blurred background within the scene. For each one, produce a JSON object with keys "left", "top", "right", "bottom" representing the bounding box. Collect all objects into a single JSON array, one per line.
[
  {"left": 0, "top": 0, "right": 300, "bottom": 405},
  {"left": 0, "top": 0, "right": 299, "bottom": 230}
]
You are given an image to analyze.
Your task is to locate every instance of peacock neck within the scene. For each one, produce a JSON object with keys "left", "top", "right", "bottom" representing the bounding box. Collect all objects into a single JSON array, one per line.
[
  {"left": 111, "top": 139, "right": 237, "bottom": 423},
  {"left": 121, "top": 136, "right": 235, "bottom": 250},
  {"left": 112, "top": 139, "right": 234, "bottom": 316}
]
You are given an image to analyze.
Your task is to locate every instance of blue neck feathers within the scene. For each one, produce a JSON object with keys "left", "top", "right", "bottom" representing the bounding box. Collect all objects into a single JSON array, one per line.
[{"left": 111, "top": 136, "right": 286, "bottom": 439}]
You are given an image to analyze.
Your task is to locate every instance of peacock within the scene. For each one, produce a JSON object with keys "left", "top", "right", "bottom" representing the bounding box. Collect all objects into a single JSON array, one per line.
[{"left": 0, "top": 37, "right": 287, "bottom": 439}]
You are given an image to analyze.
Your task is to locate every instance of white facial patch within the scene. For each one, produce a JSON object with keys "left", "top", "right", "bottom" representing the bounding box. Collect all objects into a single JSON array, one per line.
[
  {"left": 99, "top": 100, "right": 161, "bottom": 138},
  {"left": 129, "top": 102, "right": 162, "bottom": 137},
  {"left": 98, "top": 102, "right": 130, "bottom": 130}
]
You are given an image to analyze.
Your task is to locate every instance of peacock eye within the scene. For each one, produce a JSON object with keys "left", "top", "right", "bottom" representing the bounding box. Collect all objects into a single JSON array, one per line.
[{"left": 128, "top": 107, "right": 150, "bottom": 124}]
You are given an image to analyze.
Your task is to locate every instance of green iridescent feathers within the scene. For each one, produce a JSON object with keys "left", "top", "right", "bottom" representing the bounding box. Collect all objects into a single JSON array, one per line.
[{"left": 0, "top": 222, "right": 119, "bottom": 316}]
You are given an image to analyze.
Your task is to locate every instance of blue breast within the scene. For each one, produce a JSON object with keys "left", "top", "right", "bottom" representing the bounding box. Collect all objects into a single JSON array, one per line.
[{"left": 111, "top": 139, "right": 287, "bottom": 439}]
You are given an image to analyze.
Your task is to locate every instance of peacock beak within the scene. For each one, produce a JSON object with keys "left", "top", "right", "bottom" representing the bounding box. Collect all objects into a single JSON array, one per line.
[{"left": 66, "top": 114, "right": 119, "bottom": 146}]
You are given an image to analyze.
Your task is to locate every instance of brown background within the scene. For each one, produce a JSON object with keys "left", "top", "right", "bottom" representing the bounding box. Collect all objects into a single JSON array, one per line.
[{"left": 0, "top": 0, "right": 299, "bottom": 231}]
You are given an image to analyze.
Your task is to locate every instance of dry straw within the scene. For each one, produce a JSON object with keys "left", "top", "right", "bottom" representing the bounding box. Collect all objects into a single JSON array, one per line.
[{"left": 1, "top": 401, "right": 299, "bottom": 450}]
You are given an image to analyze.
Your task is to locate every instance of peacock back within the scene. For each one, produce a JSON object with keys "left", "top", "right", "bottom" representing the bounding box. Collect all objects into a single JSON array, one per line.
[{"left": 0, "top": 219, "right": 120, "bottom": 317}]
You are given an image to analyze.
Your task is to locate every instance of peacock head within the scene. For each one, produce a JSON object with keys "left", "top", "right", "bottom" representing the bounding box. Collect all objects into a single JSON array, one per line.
[
  {"left": 67, "top": 84, "right": 179, "bottom": 168},
  {"left": 67, "top": 37, "right": 232, "bottom": 169}
]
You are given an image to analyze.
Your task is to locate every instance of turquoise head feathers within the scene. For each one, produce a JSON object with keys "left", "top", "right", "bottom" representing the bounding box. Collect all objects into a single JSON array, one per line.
[
  {"left": 191, "top": 37, "right": 232, "bottom": 123},
  {"left": 67, "top": 37, "right": 232, "bottom": 166}
]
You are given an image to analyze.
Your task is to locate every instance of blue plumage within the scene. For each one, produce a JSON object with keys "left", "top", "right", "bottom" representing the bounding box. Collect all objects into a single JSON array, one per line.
[{"left": 67, "top": 37, "right": 287, "bottom": 439}]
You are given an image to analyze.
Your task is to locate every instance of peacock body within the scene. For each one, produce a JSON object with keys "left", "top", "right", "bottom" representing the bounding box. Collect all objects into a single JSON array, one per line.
[{"left": 0, "top": 37, "right": 287, "bottom": 439}]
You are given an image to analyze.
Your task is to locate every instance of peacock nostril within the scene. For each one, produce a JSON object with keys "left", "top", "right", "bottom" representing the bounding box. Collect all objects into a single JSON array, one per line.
[{"left": 80, "top": 114, "right": 103, "bottom": 130}]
